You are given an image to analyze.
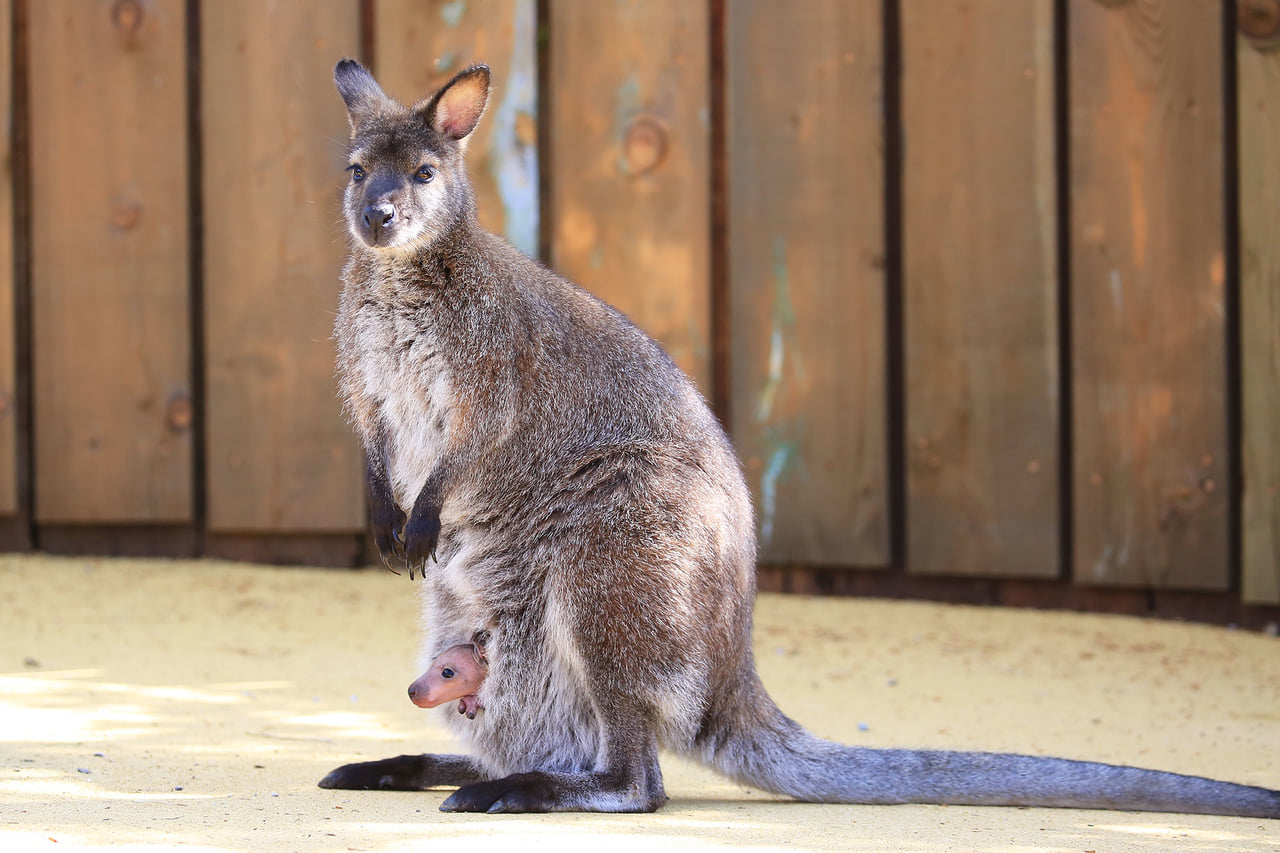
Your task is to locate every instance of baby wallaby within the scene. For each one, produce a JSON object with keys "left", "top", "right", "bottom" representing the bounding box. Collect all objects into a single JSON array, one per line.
[
  {"left": 318, "top": 58, "right": 1279, "bottom": 817},
  {"left": 409, "top": 641, "right": 487, "bottom": 719}
]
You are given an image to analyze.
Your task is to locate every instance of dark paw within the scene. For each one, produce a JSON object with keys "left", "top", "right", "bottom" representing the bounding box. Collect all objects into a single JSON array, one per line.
[
  {"left": 319, "top": 762, "right": 390, "bottom": 790},
  {"left": 403, "top": 506, "right": 441, "bottom": 577},
  {"left": 318, "top": 755, "right": 430, "bottom": 791},
  {"left": 371, "top": 509, "right": 407, "bottom": 567},
  {"left": 440, "top": 773, "right": 558, "bottom": 813}
]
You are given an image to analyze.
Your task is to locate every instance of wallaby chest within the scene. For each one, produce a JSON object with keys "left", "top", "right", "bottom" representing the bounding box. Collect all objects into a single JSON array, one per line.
[{"left": 343, "top": 278, "right": 456, "bottom": 511}]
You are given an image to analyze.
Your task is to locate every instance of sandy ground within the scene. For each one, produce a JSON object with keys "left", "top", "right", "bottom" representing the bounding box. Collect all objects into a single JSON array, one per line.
[{"left": 2, "top": 554, "right": 1278, "bottom": 852}]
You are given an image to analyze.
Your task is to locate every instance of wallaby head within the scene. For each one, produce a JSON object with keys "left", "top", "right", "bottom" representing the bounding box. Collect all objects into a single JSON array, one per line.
[{"left": 333, "top": 59, "right": 490, "bottom": 252}]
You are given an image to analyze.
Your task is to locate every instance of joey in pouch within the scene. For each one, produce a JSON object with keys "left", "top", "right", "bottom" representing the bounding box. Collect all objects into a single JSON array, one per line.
[{"left": 409, "top": 641, "right": 487, "bottom": 719}]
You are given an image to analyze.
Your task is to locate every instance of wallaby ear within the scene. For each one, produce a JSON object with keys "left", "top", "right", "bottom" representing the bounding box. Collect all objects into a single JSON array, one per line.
[
  {"left": 334, "top": 58, "right": 390, "bottom": 131},
  {"left": 417, "top": 65, "right": 491, "bottom": 142}
]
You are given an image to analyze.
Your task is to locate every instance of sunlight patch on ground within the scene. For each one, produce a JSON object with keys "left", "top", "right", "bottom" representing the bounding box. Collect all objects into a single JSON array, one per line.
[
  {"left": 93, "top": 684, "right": 243, "bottom": 704},
  {"left": 207, "top": 680, "right": 294, "bottom": 692},
  {"left": 1, "top": 671, "right": 250, "bottom": 705},
  {"left": 356, "top": 818, "right": 805, "bottom": 853},
  {"left": 0, "top": 703, "right": 152, "bottom": 743},
  {"left": 0, "top": 775, "right": 220, "bottom": 802},
  {"left": 1093, "top": 821, "right": 1272, "bottom": 844},
  {"left": 0, "top": 670, "right": 105, "bottom": 691},
  {"left": 281, "top": 710, "right": 412, "bottom": 741},
  {"left": 10, "top": 830, "right": 231, "bottom": 853}
]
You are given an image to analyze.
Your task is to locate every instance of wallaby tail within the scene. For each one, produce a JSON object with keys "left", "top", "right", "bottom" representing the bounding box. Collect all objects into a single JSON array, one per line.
[{"left": 696, "top": 671, "right": 1280, "bottom": 818}]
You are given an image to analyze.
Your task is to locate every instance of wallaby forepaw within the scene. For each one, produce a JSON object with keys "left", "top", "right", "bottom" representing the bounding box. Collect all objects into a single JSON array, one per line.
[
  {"left": 403, "top": 508, "right": 441, "bottom": 577},
  {"left": 370, "top": 508, "right": 407, "bottom": 568}
]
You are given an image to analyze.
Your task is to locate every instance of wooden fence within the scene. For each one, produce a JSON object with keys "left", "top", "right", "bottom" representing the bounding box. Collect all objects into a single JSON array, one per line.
[{"left": 1, "top": 0, "right": 1278, "bottom": 618}]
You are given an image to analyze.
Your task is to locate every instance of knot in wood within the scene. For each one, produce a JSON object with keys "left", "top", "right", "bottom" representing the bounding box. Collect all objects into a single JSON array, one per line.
[
  {"left": 111, "top": 0, "right": 145, "bottom": 47},
  {"left": 112, "top": 201, "right": 143, "bottom": 231},
  {"left": 621, "top": 116, "right": 668, "bottom": 177},
  {"left": 1240, "top": 0, "right": 1280, "bottom": 48},
  {"left": 166, "top": 392, "right": 192, "bottom": 433}
]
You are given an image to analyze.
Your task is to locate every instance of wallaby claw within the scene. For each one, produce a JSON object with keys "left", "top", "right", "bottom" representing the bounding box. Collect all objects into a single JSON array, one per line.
[
  {"left": 379, "top": 554, "right": 402, "bottom": 577},
  {"left": 405, "top": 543, "right": 436, "bottom": 581},
  {"left": 401, "top": 506, "right": 441, "bottom": 578},
  {"left": 369, "top": 496, "right": 408, "bottom": 570}
]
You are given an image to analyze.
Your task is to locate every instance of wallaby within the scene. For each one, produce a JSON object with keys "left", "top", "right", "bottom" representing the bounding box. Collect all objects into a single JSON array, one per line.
[{"left": 318, "top": 58, "right": 1280, "bottom": 817}]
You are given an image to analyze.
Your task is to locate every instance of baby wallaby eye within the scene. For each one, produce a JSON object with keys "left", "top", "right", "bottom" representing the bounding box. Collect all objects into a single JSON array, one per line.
[
  {"left": 441, "top": 667, "right": 455, "bottom": 679},
  {"left": 414, "top": 165, "right": 435, "bottom": 184},
  {"left": 347, "top": 164, "right": 366, "bottom": 183}
]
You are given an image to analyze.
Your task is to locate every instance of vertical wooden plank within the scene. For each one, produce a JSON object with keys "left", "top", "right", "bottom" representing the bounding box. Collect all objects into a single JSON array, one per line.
[
  {"left": 727, "top": 1, "right": 888, "bottom": 566},
  {"left": 30, "top": 0, "right": 192, "bottom": 523},
  {"left": 1070, "top": 0, "right": 1227, "bottom": 588},
  {"left": 902, "top": 0, "right": 1059, "bottom": 577},
  {"left": 202, "top": 1, "right": 364, "bottom": 532},
  {"left": 376, "top": 0, "right": 539, "bottom": 258},
  {"left": 1239, "top": 0, "right": 1280, "bottom": 605},
  {"left": 0, "top": 0, "right": 15, "bottom": 516},
  {"left": 547, "top": 0, "right": 711, "bottom": 391}
]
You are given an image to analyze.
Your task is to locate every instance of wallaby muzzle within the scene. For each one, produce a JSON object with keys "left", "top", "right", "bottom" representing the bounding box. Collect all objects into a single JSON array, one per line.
[{"left": 362, "top": 202, "right": 396, "bottom": 243}]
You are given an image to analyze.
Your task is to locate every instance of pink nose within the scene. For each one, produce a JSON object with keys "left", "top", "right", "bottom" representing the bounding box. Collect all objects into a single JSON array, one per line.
[{"left": 407, "top": 680, "right": 434, "bottom": 708}]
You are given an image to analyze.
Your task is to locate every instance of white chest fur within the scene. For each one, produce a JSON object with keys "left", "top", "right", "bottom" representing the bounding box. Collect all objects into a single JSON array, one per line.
[{"left": 349, "top": 297, "right": 455, "bottom": 511}]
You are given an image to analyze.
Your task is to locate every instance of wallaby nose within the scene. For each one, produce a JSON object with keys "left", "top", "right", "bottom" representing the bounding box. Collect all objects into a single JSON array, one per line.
[{"left": 363, "top": 202, "right": 396, "bottom": 236}]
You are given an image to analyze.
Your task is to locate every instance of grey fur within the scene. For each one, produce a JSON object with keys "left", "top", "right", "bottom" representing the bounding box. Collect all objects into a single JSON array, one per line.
[{"left": 318, "top": 59, "right": 1280, "bottom": 818}]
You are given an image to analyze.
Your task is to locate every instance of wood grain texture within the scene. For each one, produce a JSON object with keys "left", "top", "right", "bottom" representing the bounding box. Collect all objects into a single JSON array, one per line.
[
  {"left": 902, "top": 0, "right": 1059, "bottom": 578},
  {"left": 376, "top": 0, "right": 539, "bottom": 257},
  {"left": 0, "top": 0, "right": 15, "bottom": 516},
  {"left": 1069, "top": 0, "right": 1227, "bottom": 589},
  {"left": 547, "top": 0, "right": 711, "bottom": 391},
  {"left": 1239, "top": 2, "right": 1280, "bottom": 605},
  {"left": 30, "top": 0, "right": 192, "bottom": 523},
  {"left": 202, "top": 1, "right": 364, "bottom": 532},
  {"left": 726, "top": 0, "right": 888, "bottom": 567}
]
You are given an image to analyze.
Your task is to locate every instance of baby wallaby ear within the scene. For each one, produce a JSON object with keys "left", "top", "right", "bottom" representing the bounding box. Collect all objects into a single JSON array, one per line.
[
  {"left": 334, "top": 58, "right": 390, "bottom": 131},
  {"left": 417, "top": 65, "right": 491, "bottom": 142}
]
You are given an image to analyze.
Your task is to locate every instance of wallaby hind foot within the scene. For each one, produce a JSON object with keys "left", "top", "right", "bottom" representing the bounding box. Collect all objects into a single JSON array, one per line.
[{"left": 318, "top": 754, "right": 485, "bottom": 792}]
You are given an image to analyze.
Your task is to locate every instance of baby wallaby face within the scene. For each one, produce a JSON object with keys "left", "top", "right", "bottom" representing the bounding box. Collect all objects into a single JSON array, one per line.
[
  {"left": 334, "top": 59, "right": 490, "bottom": 252},
  {"left": 408, "top": 642, "right": 487, "bottom": 709}
]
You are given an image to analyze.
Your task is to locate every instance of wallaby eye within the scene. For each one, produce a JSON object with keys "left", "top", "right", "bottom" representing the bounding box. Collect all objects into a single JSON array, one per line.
[
  {"left": 441, "top": 667, "right": 455, "bottom": 679},
  {"left": 414, "top": 165, "right": 435, "bottom": 184},
  {"left": 347, "top": 164, "right": 366, "bottom": 183}
]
